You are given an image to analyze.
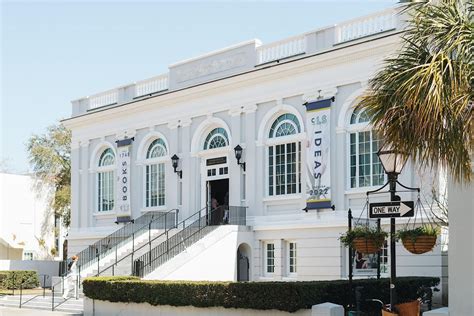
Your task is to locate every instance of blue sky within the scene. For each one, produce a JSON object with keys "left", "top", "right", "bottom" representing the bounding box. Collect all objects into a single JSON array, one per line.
[{"left": 1, "top": 0, "right": 397, "bottom": 173}]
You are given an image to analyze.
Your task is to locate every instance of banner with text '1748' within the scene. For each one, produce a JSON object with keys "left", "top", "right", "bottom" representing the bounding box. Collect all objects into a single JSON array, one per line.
[{"left": 305, "top": 98, "right": 332, "bottom": 210}]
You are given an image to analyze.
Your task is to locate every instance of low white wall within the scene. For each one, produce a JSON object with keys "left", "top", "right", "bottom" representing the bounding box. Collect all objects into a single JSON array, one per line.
[
  {"left": 84, "top": 298, "right": 312, "bottom": 316},
  {"left": 146, "top": 226, "right": 253, "bottom": 281},
  {"left": 0, "top": 260, "right": 60, "bottom": 286}
]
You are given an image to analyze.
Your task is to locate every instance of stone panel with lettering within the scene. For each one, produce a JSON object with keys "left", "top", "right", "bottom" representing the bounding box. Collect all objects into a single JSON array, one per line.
[{"left": 168, "top": 40, "right": 258, "bottom": 90}]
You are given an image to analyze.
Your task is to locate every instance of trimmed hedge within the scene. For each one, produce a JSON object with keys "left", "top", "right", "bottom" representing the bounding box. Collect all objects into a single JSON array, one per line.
[
  {"left": 0, "top": 271, "right": 39, "bottom": 290},
  {"left": 83, "top": 276, "right": 439, "bottom": 313}
]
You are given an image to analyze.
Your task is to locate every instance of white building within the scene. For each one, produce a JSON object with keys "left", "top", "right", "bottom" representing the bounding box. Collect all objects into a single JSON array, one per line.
[
  {"left": 63, "top": 6, "right": 446, "bottom": 291},
  {"left": 0, "top": 173, "right": 64, "bottom": 260}
]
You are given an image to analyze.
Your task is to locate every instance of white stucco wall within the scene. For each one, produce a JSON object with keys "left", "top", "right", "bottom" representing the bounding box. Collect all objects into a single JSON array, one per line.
[
  {"left": 84, "top": 298, "right": 313, "bottom": 316},
  {"left": 448, "top": 173, "right": 474, "bottom": 315}
]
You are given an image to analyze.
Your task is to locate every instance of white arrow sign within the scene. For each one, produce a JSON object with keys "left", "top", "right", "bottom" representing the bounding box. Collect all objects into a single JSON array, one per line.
[
  {"left": 369, "top": 201, "right": 415, "bottom": 218},
  {"left": 400, "top": 202, "right": 412, "bottom": 217}
]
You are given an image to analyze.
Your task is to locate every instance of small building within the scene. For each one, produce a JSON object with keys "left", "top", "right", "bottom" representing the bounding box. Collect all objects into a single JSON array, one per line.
[
  {"left": 63, "top": 6, "right": 446, "bottom": 292},
  {"left": 0, "top": 172, "right": 64, "bottom": 261}
]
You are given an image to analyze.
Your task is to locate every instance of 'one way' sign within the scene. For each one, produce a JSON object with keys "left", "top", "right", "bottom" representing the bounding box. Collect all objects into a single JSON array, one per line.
[{"left": 369, "top": 201, "right": 414, "bottom": 218}]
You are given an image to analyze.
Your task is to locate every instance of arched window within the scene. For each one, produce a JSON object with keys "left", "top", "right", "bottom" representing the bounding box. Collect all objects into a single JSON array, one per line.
[
  {"left": 267, "top": 113, "right": 302, "bottom": 196},
  {"left": 203, "top": 128, "right": 229, "bottom": 150},
  {"left": 348, "top": 107, "right": 384, "bottom": 188},
  {"left": 97, "top": 148, "right": 115, "bottom": 212},
  {"left": 145, "top": 139, "right": 167, "bottom": 208},
  {"left": 269, "top": 113, "right": 301, "bottom": 138}
]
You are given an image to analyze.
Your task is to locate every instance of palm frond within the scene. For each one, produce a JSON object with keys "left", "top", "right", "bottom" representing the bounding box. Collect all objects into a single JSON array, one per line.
[{"left": 359, "top": 0, "right": 473, "bottom": 182}]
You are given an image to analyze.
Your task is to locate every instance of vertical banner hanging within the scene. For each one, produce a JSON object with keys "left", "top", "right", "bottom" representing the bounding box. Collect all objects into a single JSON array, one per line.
[
  {"left": 305, "top": 97, "right": 333, "bottom": 209},
  {"left": 116, "top": 137, "right": 134, "bottom": 223}
]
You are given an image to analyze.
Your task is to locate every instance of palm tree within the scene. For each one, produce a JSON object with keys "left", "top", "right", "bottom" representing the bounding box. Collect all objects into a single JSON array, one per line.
[{"left": 359, "top": 0, "right": 473, "bottom": 182}]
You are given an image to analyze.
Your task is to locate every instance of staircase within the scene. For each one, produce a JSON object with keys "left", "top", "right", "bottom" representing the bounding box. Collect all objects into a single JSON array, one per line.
[
  {"left": 0, "top": 293, "right": 83, "bottom": 315},
  {"left": 134, "top": 205, "right": 246, "bottom": 278},
  {"left": 66, "top": 205, "right": 245, "bottom": 280},
  {"left": 74, "top": 209, "right": 178, "bottom": 278}
]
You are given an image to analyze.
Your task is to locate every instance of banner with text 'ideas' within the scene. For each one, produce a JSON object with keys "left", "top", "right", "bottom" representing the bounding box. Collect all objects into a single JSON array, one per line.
[{"left": 305, "top": 98, "right": 332, "bottom": 210}]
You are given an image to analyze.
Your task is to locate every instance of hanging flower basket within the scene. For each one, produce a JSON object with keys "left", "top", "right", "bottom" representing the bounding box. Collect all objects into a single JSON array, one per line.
[
  {"left": 352, "top": 237, "right": 385, "bottom": 254},
  {"left": 340, "top": 227, "right": 388, "bottom": 254},
  {"left": 397, "top": 226, "right": 439, "bottom": 255}
]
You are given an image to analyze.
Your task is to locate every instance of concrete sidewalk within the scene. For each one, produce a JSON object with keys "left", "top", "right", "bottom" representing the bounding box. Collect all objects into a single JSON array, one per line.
[{"left": 0, "top": 306, "right": 81, "bottom": 316}]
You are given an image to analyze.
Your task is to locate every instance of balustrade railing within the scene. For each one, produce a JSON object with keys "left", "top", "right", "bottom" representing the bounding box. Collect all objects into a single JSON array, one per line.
[
  {"left": 89, "top": 89, "right": 118, "bottom": 109},
  {"left": 135, "top": 74, "right": 169, "bottom": 97},
  {"left": 257, "top": 35, "right": 306, "bottom": 64},
  {"left": 335, "top": 9, "right": 397, "bottom": 44}
]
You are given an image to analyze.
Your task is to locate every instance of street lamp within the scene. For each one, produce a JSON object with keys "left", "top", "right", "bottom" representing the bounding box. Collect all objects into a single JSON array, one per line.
[
  {"left": 376, "top": 145, "right": 408, "bottom": 311},
  {"left": 171, "top": 154, "right": 182, "bottom": 179},
  {"left": 233, "top": 145, "right": 246, "bottom": 171}
]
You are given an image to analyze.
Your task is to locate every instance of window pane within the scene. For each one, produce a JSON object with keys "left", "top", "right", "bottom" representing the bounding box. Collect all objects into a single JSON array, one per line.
[{"left": 266, "top": 243, "right": 275, "bottom": 273}]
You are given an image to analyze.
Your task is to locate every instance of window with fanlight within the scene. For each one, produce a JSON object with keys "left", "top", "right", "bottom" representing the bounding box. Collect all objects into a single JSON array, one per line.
[
  {"left": 267, "top": 113, "right": 302, "bottom": 196},
  {"left": 348, "top": 107, "right": 384, "bottom": 188},
  {"left": 97, "top": 148, "right": 115, "bottom": 212},
  {"left": 144, "top": 138, "right": 167, "bottom": 208},
  {"left": 203, "top": 128, "right": 229, "bottom": 150}
]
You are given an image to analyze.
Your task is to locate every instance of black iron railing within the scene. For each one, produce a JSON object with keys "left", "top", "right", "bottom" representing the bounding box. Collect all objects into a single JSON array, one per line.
[
  {"left": 74, "top": 209, "right": 178, "bottom": 273},
  {"left": 134, "top": 205, "right": 246, "bottom": 277},
  {"left": 92, "top": 210, "right": 179, "bottom": 277}
]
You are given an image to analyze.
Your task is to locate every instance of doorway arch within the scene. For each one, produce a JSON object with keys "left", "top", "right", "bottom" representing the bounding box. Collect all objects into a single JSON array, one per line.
[{"left": 237, "top": 243, "right": 251, "bottom": 281}]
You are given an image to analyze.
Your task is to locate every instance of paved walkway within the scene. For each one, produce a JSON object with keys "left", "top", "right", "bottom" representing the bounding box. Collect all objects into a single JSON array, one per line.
[{"left": 0, "top": 306, "right": 80, "bottom": 316}]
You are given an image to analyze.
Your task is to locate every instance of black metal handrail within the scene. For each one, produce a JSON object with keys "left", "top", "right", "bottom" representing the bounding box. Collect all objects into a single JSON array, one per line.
[
  {"left": 93, "top": 209, "right": 180, "bottom": 277},
  {"left": 135, "top": 205, "right": 246, "bottom": 277},
  {"left": 74, "top": 209, "right": 178, "bottom": 273}
]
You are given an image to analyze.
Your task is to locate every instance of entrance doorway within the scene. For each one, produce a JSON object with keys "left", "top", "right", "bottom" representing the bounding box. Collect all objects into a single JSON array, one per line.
[
  {"left": 207, "top": 178, "right": 229, "bottom": 224},
  {"left": 237, "top": 243, "right": 251, "bottom": 281}
]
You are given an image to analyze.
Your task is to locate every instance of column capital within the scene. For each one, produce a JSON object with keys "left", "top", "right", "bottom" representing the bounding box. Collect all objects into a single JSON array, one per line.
[
  {"left": 115, "top": 129, "right": 136, "bottom": 140},
  {"left": 243, "top": 103, "right": 258, "bottom": 114},
  {"left": 228, "top": 106, "right": 243, "bottom": 117},
  {"left": 303, "top": 87, "right": 338, "bottom": 103}
]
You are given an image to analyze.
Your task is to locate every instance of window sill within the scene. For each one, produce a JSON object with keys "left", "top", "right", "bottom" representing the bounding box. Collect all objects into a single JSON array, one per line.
[
  {"left": 263, "top": 194, "right": 303, "bottom": 203},
  {"left": 141, "top": 206, "right": 168, "bottom": 213},
  {"left": 93, "top": 211, "right": 116, "bottom": 218},
  {"left": 282, "top": 275, "right": 298, "bottom": 281}
]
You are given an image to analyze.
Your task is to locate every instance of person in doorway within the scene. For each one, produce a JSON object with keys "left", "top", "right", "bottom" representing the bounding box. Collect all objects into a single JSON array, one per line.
[
  {"left": 211, "top": 197, "right": 219, "bottom": 209},
  {"left": 211, "top": 197, "right": 219, "bottom": 225},
  {"left": 62, "top": 255, "right": 79, "bottom": 300},
  {"left": 223, "top": 192, "right": 229, "bottom": 224}
]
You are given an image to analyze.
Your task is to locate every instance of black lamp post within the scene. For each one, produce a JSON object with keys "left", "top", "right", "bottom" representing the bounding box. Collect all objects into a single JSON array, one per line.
[
  {"left": 377, "top": 145, "right": 408, "bottom": 310},
  {"left": 171, "top": 154, "right": 182, "bottom": 179},
  {"left": 234, "top": 145, "right": 246, "bottom": 171}
]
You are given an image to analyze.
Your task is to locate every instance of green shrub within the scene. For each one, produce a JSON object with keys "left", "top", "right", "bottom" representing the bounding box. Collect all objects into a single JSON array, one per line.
[
  {"left": 339, "top": 226, "right": 388, "bottom": 248},
  {"left": 83, "top": 276, "right": 439, "bottom": 313},
  {"left": 0, "top": 271, "right": 39, "bottom": 290}
]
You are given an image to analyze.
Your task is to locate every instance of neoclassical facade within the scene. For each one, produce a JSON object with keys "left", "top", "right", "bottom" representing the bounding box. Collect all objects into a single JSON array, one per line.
[{"left": 64, "top": 7, "right": 445, "bottom": 286}]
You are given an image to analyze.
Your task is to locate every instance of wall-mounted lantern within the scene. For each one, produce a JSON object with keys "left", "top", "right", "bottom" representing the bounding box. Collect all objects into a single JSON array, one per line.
[
  {"left": 171, "top": 154, "right": 183, "bottom": 179},
  {"left": 233, "top": 145, "right": 246, "bottom": 172}
]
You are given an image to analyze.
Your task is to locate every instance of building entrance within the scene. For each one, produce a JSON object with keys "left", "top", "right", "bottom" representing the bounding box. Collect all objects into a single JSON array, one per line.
[{"left": 207, "top": 178, "right": 229, "bottom": 225}]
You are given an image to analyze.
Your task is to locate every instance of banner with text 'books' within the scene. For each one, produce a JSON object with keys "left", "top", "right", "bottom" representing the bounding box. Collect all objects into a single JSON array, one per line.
[{"left": 116, "top": 138, "right": 133, "bottom": 223}]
